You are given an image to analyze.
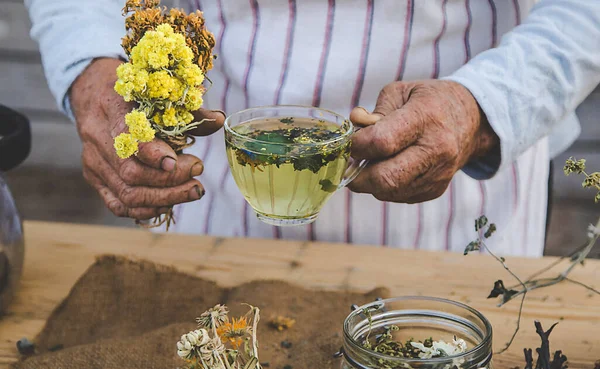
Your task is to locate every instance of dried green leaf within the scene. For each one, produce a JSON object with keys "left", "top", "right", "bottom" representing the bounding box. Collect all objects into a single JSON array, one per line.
[
  {"left": 475, "top": 215, "right": 488, "bottom": 232},
  {"left": 293, "top": 155, "right": 324, "bottom": 173},
  {"left": 484, "top": 223, "right": 497, "bottom": 238},
  {"left": 464, "top": 240, "right": 481, "bottom": 255},
  {"left": 487, "top": 280, "right": 518, "bottom": 303},
  {"left": 319, "top": 179, "right": 337, "bottom": 193}
]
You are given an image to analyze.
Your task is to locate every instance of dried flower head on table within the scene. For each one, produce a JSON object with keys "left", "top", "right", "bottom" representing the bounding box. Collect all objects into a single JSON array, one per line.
[{"left": 178, "top": 304, "right": 262, "bottom": 369}]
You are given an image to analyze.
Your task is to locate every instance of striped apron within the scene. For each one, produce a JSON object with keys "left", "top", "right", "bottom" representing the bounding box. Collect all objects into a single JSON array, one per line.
[{"left": 165, "top": 0, "right": 549, "bottom": 257}]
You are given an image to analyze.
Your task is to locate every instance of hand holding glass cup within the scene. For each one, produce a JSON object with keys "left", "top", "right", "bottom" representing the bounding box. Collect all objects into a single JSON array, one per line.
[{"left": 224, "top": 105, "right": 368, "bottom": 226}]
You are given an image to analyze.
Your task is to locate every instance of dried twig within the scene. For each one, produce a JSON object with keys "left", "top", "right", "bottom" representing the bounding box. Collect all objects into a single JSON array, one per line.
[
  {"left": 524, "top": 348, "right": 534, "bottom": 369},
  {"left": 521, "top": 321, "right": 569, "bottom": 369},
  {"left": 465, "top": 217, "right": 527, "bottom": 354},
  {"left": 523, "top": 321, "right": 567, "bottom": 369},
  {"left": 466, "top": 216, "right": 600, "bottom": 354},
  {"left": 533, "top": 321, "right": 557, "bottom": 369},
  {"left": 498, "top": 216, "right": 600, "bottom": 306},
  {"left": 465, "top": 157, "right": 600, "bottom": 355},
  {"left": 469, "top": 220, "right": 599, "bottom": 354},
  {"left": 485, "top": 266, "right": 526, "bottom": 355},
  {"left": 564, "top": 277, "right": 600, "bottom": 295}
]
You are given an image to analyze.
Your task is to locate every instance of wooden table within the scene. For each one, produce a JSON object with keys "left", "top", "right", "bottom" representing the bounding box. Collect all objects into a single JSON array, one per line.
[{"left": 1, "top": 221, "right": 598, "bottom": 368}]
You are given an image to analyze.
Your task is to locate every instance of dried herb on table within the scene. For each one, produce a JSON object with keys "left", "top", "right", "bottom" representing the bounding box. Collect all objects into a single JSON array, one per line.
[
  {"left": 464, "top": 164, "right": 600, "bottom": 353},
  {"left": 177, "top": 304, "right": 262, "bottom": 369},
  {"left": 268, "top": 315, "right": 296, "bottom": 331},
  {"left": 521, "top": 321, "right": 568, "bottom": 369}
]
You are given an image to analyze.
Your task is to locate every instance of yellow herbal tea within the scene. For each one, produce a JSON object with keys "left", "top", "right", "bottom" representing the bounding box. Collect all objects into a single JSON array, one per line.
[{"left": 225, "top": 116, "right": 351, "bottom": 225}]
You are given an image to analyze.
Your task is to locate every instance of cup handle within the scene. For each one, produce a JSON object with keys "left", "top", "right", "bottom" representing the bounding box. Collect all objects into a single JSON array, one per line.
[
  {"left": 338, "top": 125, "right": 368, "bottom": 189},
  {"left": 338, "top": 157, "right": 369, "bottom": 188}
]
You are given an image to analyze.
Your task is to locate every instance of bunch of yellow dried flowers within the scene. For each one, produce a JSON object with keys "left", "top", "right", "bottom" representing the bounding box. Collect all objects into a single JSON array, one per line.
[{"left": 113, "top": 0, "right": 216, "bottom": 229}]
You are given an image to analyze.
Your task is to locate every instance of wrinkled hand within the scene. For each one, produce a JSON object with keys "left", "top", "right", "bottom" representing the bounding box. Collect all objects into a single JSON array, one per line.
[
  {"left": 70, "top": 58, "right": 225, "bottom": 220},
  {"left": 348, "top": 80, "right": 499, "bottom": 203}
]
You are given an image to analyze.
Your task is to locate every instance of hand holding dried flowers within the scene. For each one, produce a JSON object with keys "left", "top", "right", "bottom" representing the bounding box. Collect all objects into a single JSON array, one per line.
[
  {"left": 178, "top": 304, "right": 261, "bottom": 369},
  {"left": 113, "top": 0, "right": 216, "bottom": 229}
]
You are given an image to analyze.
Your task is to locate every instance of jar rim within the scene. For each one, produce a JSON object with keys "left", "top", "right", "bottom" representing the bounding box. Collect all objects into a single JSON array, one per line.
[{"left": 342, "top": 296, "right": 493, "bottom": 366}]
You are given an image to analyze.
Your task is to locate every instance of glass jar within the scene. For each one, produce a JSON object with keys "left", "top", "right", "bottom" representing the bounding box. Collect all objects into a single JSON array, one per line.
[{"left": 340, "top": 297, "right": 493, "bottom": 369}]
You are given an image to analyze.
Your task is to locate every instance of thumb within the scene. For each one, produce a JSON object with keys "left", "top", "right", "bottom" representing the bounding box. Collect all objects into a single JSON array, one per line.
[
  {"left": 350, "top": 82, "right": 418, "bottom": 160},
  {"left": 349, "top": 82, "right": 411, "bottom": 127},
  {"left": 349, "top": 106, "right": 383, "bottom": 127},
  {"left": 351, "top": 98, "right": 423, "bottom": 161},
  {"left": 188, "top": 109, "right": 227, "bottom": 136},
  {"left": 136, "top": 109, "right": 225, "bottom": 171}
]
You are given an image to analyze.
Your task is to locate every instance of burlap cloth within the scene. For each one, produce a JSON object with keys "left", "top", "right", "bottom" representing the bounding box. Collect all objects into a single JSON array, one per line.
[{"left": 11, "top": 255, "right": 389, "bottom": 369}]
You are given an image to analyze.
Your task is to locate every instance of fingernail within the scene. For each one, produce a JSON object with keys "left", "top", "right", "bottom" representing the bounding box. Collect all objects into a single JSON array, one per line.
[
  {"left": 161, "top": 156, "right": 177, "bottom": 172},
  {"left": 190, "top": 162, "right": 204, "bottom": 177},
  {"left": 190, "top": 185, "right": 205, "bottom": 200}
]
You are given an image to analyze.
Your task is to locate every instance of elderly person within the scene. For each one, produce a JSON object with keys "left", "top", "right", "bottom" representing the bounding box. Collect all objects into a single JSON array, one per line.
[{"left": 25, "top": 0, "right": 600, "bottom": 256}]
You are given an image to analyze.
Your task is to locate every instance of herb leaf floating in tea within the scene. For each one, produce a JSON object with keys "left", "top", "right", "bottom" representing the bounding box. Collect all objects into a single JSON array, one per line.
[
  {"left": 319, "top": 179, "right": 337, "bottom": 193},
  {"left": 231, "top": 121, "right": 350, "bottom": 175},
  {"left": 293, "top": 154, "right": 325, "bottom": 173}
]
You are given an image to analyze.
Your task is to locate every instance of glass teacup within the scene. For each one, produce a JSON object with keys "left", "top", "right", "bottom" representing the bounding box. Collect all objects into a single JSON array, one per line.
[{"left": 224, "top": 105, "right": 367, "bottom": 226}]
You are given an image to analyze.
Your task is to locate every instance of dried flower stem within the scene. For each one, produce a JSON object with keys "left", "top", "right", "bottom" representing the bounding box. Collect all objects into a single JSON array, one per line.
[
  {"left": 477, "top": 236, "right": 527, "bottom": 355},
  {"left": 470, "top": 216, "right": 600, "bottom": 355},
  {"left": 564, "top": 277, "right": 600, "bottom": 294},
  {"left": 246, "top": 305, "right": 260, "bottom": 361},
  {"left": 181, "top": 304, "right": 261, "bottom": 369},
  {"left": 502, "top": 215, "right": 600, "bottom": 304},
  {"left": 466, "top": 157, "right": 600, "bottom": 356}
]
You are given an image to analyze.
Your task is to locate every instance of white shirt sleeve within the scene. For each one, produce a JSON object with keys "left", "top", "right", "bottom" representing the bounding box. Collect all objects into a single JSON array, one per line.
[
  {"left": 24, "top": 0, "right": 127, "bottom": 121},
  {"left": 443, "top": 0, "right": 600, "bottom": 180}
]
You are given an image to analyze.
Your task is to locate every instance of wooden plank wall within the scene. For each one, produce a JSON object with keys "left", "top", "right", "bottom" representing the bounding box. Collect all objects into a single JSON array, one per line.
[{"left": 0, "top": 0, "right": 598, "bottom": 199}]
